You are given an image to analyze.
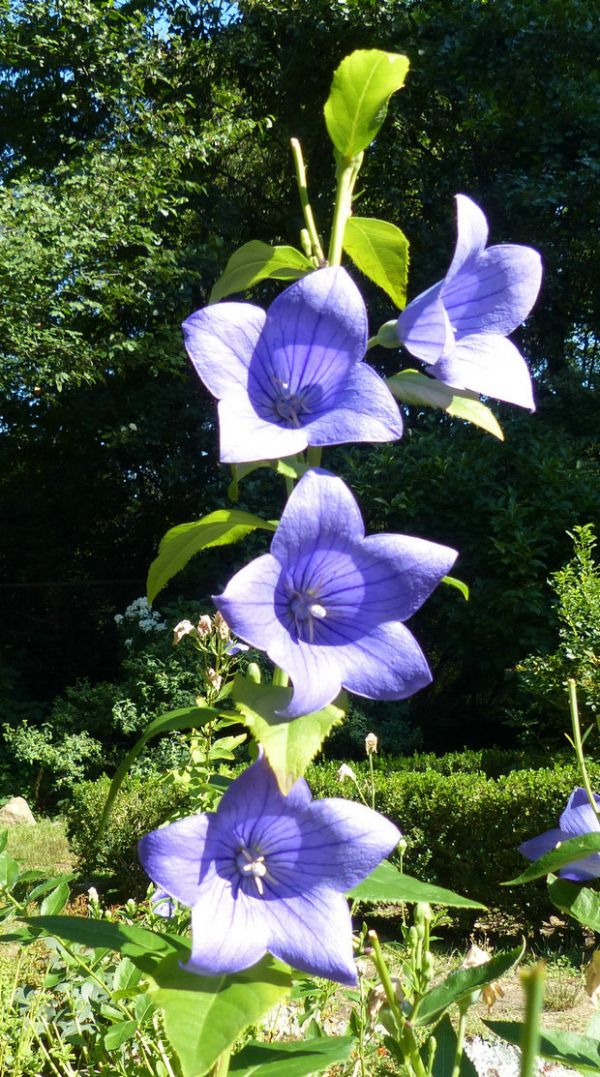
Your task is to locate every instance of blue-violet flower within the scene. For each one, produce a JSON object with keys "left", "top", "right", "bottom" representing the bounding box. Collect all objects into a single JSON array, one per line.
[
  {"left": 183, "top": 267, "right": 403, "bottom": 463},
  {"left": 397, "top": 195, "right": 542, "bottom": 409},
  {"left": 214, "top": 468, "right": 458, "bottom": 718},
  {"left": 519, "top": 787, "right": 600, "bottom": 881},
  {"left": 139, "top": 754, "right": 400, "bottom": 984}
]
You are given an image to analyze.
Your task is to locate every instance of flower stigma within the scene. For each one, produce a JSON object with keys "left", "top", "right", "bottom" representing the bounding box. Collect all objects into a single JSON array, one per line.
[
  {"left": 289, "top": 586, "right": 327, "bottom": 643},
  {"left": 236, "top": 846, "right": 269, "bottom": 896}
]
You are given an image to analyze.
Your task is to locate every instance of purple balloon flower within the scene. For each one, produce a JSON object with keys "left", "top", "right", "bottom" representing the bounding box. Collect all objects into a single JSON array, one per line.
[
  {"left": 519, "top": 787, "right": 600, "bottom": 881},
  {"left": 139, "top": 754, "right": 400, "bottom": 984},
  {"left": 397, "top": 195, "right": 542, "bottom": 409},
  {"left": 182, "top": 267, "right": 403, "bottom": 463},
  {"left": 214, "top": 468, "right": 457, "bottom": 718}
]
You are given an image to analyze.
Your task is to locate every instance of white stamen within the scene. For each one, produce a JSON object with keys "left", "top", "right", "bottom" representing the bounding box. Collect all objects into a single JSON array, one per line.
[{"left": 309, "top": 603, "right": 327, "bottom": 619}]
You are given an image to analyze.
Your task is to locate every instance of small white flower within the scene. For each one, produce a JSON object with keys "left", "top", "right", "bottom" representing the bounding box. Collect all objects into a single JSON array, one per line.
[
  {"left": 197, "top": 614, "right": 212, "bottom": 637},
  {"left": 213, "top": 611, "right": 230, "bottom": 641},
  {"left": 337, "top": 763, "right": 357, "bottom": 783},
  {"left": 173, "top": 619, "right": 197, "bottom": 644},
  {"left": 206, "top": 668, "right": 223, "bottom": 692},
  {"left": 114, "top": 614, "right": 124, "bottom": 625},
  {"left": 365, "top": 733, "right": 378, "bottom": 756}
]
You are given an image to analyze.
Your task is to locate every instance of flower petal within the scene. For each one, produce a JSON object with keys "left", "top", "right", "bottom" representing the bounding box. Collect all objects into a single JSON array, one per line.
[
  {"left": 291, "top": 798, "right": 400, "bottom": 892},
  {"left": 559, "top": 800, "right": 600, "bottom": 839},
  {"left": 184, "top": 878, "right": 269, "bottom": 976},
  {"left": 183, "top": 303, "right": 265, "bottom": 398},
  {"left": 442, "top": 244, "right": 542, "bottom": 337},
  {"left": 217, "top": 394, "right": 307, "bottom": 463},
  {"left": 565, "top": 788, "right": 600, "bottom": 813},
  {"left": 430, "top": 333, "right": 535, "bottom": 409},
  {"left": 446, "top": 194, "right": 489, "bottom": 280},
  {"left": 217, "top": 754, "right": 312, "bottom": 826},
  {"left": 257, "top": 267, "right": 367, "bottom": 397},
  {"left": 214, "top": 554, "right": 281, "bottom": 651},
  {"left": 338, "top": 621, "right": 432, "bottom": 701},
  {"left": 360, "top": 533, "right": 457, "bottom": 622},
  {"left": 267, "top": 633, "right": 343, "bottom": 718},
  {"left": 271, "top": 468, "right": 364, "bottom": 567},
  {"left": 518, "top": 828, "right": 562, "bottom": 863},
  {"left": 306, "top": 362, "right": 403, "bottom": 445},
  {"left": 263, "top": 886, "right": 357, "bottom": 985},
  {"left": 397, "top": 281, "right": 454, "bottom": 364},
  {"left": 138, "top": 814, "right": 212, "bottom": 906}
]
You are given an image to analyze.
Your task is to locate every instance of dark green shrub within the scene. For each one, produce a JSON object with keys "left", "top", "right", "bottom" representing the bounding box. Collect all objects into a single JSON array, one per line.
[{"left": 65, "top": 774, "right": 188, "bottom": 899}]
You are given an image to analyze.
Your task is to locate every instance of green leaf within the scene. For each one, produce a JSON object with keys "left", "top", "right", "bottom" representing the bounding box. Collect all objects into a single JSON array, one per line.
[
  {"left": 0, "top": 831, "right": 7, "bottom": 854},
  {"left": 229, "top": 1036, "right": 354, "bottom": 1076},
  {"left": 0, "top": 852, "right": 20, "bottom": 891},
  {"left": 442, "top": 575, "right": 470, "bottom": 601},
  {"left": 24, "top": 915, "right": 186, "bottom": 974},
  {"left": 148, "top": 952, "right": 291, "bottom": 1077},
  {"left": 387, "top": 370, "right": 504, "bottom": 440},
  {"left": 233, "top": 676, "right": 346, "bottom": 793},
  {"left": 324, "top": 50, "right": 410, "bottom": 158},
  {"left": 413, "top": 944, "right": 525, "bottom": 1026},
  {"left": 147, "top": 510, "right": 277, "bottom": 605},
  {"left": 504, "top": 833, "right": 600, "bottom": 885},
  {"left": 39, "top": 881, "right": 70, "bottom": 916},
  {"left": 425, "top": 1014, "right": 479, "bottom": 1077},
  {"left": 210, "top": 241, "right": 313, "bottom": 303},
  {"left": 26, "top": 874, "right": 76, "bottom": 902},
  {"left": 100, "top": 705, "right": 219, "bottom": 833},
  {"left": 228, "top": 458, "right": 308, "bottom": 502},
  {"left": 547, "top": 875, "right": 600, "bottom": 932},
  {"left": 343, "top": 217, "right": 409, "bottom": 308},
  {"left": 348, "top": 861, "right": 485, "bottom": 909},
  {"left": 485, "top": 1021, "right": 600, "bottom": 1075},
  {"left": 104, "top": 1020, "right": 138, "bottom": 1051}
]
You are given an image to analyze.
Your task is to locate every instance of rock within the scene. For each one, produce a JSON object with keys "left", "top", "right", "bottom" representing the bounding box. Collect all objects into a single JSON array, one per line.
[{"left": 0, "top": 796, "right": 36, "bottom": 826}]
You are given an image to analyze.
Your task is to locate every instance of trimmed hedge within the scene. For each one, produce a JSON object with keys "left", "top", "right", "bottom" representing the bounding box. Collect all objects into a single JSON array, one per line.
[{"left": 307, "top": 757, "right": 600, "bottom": 924}]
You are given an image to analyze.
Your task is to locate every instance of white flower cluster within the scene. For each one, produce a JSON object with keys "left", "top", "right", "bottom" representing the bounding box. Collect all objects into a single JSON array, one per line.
[{"left": 114, "top": 596, "right": 168, "bottom": 634}]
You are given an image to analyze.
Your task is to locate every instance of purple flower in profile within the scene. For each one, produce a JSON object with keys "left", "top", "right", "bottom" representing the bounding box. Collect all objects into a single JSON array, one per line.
[
  {"left": 151, "top": 887, "right": 175, "bottom": 918},
  {"left": 139, "top": 754, "right": 400, "bottom": 984},
  {"left": 397, "top": 195, "right": 542, "bottom": 409},
  {"left": 182, "top": 267, "right": 403, "bottom": 463},
  {"left": 519, "top": 788, "right": 600, "bottom": 881},
  {"left": 214, "top": 469, "right": 457, "bottom": 718}
]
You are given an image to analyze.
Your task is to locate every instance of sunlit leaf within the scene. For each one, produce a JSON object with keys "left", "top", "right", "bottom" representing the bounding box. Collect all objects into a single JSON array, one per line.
[
  {"left": 547, "top": 875, "right": 600, "bottom": 933},
  {"left": 210, "top": 241, "right": 312, "bottom": 303},
  {"left": 413, "top": 943, "right": 525, "bottom": 1025},
  {"left": 387, "top": 370, "right": 504, "bottom": 440},
  {"left": 349, "top": 860, "right": 485, "bottom": 909},
  {"left": 229, "top": 1036, "right": 354, "bottom": 1076},
  {"left": 442, "top": 575, "right": 470, "bottom": 601},
  {"left": 343, "top": 217, "right": 409, "bottom": 308},
  {"left": 504, "top": 833, "right": 600, "bottom": 885},
  {"left": 485, "top": 1020, "right": 600, "bottom": 1074},
  {"left": 324, "top": 50, "right": 410, "bottom": 158}
]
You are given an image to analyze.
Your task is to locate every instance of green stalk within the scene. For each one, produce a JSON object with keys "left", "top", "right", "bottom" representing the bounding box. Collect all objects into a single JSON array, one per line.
[
  {"left": 290, "top": 138, "right": 324, "bottom": 264},
  {"left": 327, "top": 153, "right": 363, "bottom": 267},
  {"left": 272, "top": 666, "right": 289, "bottom": 688},
  {"left": 568, "top": 678, "right": 600, "bottom": 821},
  {"left": 450, "top": 1007, "right": 467, "bottom": 1077},
  {"left": 519, "top": 962, "right": 546, "bottom": 1077},
  {"left": 210, "top": 1048, "right": 232, "bottom": 1077}
]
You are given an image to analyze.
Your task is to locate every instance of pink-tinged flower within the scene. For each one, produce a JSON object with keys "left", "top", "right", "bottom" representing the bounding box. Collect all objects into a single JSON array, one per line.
[
  {"left": 214, "top": 469, "right": 457, "bottom": 719},
  {"left": 182, "top": 267, "right": 403, "bottom": 463},
  {"left": 139, "top": 754, "right": 400, "bottom": 984},
  {"left": 519, "top": 787, "right": 600, "bottom": 881},
  {"left": 397, "top": 195, "right": 542, "bottom": 409}
]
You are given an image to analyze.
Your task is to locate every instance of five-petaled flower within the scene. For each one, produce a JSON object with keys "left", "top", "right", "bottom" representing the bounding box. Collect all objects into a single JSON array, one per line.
[
  {"left": 519, "top": 787, "right": 600, "bottom": 881},
  {"left": 397, "top": 195, "right": 542, "bottom": 409},
  {"left": 182, "top": 267, "right": 403, "bottom": 463},
  {"left": 214, "top": 468, "right": 457, "bottom": 718},
  {"left": 138, "top": 754, "right": 400, "bottom": 984}
]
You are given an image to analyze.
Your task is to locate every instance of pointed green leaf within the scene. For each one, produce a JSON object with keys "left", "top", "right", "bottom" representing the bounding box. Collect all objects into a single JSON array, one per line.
[
  {"left": 348, "top": 861, "right": 485, "bottom": 909},
  {"left": 104, "top": 1020, "right": 138, "bottom": 1051},
  {"left": 232, "top": 676, "right": 346, "bottom": 793},
  {"left": 387, "top": 370, "right": 504, "bottom": 440},
  {"left": 229, "top": 1036, "right": 355, "bottom": 1076},
  {"left": 424, "top": 1014, "right": 479, "bottom": 1077},
  {"left": 0, "top": 852, "right": 19, "bottom": 891},
  {"left": 413, "top": 943, "right": 525, "bottom": 1026},
  {"left": 324, "top": 50, "right": 410, "bottom": 158},
  {"left": 485, "top": 1021, "right": 600, "bottom": 1075},
  {"left": 547, "top": 875, "right": 600, "bottom": 932},
  {"left": 39, "top": 881, "right": 70, "bottom": 916},
  {"left": 147, "top": 510, "right": 278, "bottom": 605},
  {"left": 442, "top": 575, "right": 470, "bottom": 601},
  {"left": 504, "top": 833, "right": 600, "bottom": 885},
  {"left": 210, "top": 242, "right": 313, "bottom": 303},
  {"left": 148, "top": 952, "right": 291, "bottom": 1077},
  {"left": 24, "top": 915, "right": 185, "bottom": 974},
  {"left": 100, "top": 705, "right": 218, "bottom": 833},
  {"left": 343, "top": 217, "right": 409, "bottom": 308}
]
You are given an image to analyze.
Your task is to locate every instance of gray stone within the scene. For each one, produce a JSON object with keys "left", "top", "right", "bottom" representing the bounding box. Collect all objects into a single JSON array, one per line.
[{"left": 0, "top": 796, "right": 36, "bottom": 826}]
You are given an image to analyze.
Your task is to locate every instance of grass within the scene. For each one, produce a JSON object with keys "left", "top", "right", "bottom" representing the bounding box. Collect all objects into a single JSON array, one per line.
[{"left": 6, "top": 818, "right": 75, "bottom": 876}]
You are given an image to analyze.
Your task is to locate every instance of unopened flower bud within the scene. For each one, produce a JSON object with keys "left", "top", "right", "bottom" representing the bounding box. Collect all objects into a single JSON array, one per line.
[
  {"left": 213, "top": 611, "right": 230, "bottom": 641},
  {"left": 173, "top": 619, "right": 197, "bottom": 645},
  {"left": 246, "top": 662, "right": 261, "bottom": 683},
  {"left": 375, "top": 319, "right": 400, "bottom": 349},
  {"left": 337, "top": 763, "right": 357, "bottom": 783},
  {"left": 197, "top": 614, "right": 212, "bottom": 637},
  {"left": 206, "top": 668, "right": 223, "bottom": 692},
  {"left": 365, "top": 732, "right": 378, "bottom": 755}
]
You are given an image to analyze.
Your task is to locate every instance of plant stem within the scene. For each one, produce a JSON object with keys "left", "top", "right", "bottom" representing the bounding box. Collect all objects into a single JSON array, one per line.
[
  {"left": 327, "top": 153, "right": 363, "bottom": 266},
  {"left": 568, "top": 678, "right": 600, "bottom": 821},
  {"left": 307, "top": 446, "right": 322, "bottom": 468},
  {"left": 519, "top": 962, "right": 546, "bottom": 1077},
  {"left": 290, "top": 138, "right": 324, "bottom": 264},
  {"left": 450, "top": 1007, "right": 467, "bottom": 1077},
  {"left": 368, "top": 930, "right": 405, "bottom": 1032},
  {"left": 367, "top": 751, "right": 375, "bottom": 810},
  {"left": 272, "top": 666, "right": 289, "bottom": 688},
  {"left": 210, "top": 1047, "right": 232, "bottom": 1077}
]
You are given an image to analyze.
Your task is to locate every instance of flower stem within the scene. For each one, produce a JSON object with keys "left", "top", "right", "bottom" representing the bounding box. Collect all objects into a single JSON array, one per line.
[
  {"left": 450, "top": 1007, "right": 467, "bottom": 1077},
  {"left": 290, "top": 138, "right": 325, "bottom": 265},
  {"left": 327, "top": 153, "right": 363, "bottom": 267},
  {"left": 210, "top": 1048, "right": 232, "bottom": 1077},
  {"left": 272, "top": 666, "right": 289, "bottom": 688},
  {"left": 568, "top": 678, "right": 600, "bottom": 822},
  {"left": 367, "top": 751, "right": 375, "bottom": 810},
  {"left": 368, "top": 930, "right": 404, "bottom": 1032},
  {"left": 519, "top": 962, "right": 546, "bottom": 1077}
]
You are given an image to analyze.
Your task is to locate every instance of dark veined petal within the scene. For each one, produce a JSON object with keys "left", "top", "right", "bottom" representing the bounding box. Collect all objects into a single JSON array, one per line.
[
  {"left": 263, "top": 886, "right": 357, "bottom": 985},
  {"left": 306, "top": 362, "right": 403, "bottom": 445},
  {"left": 397, "top": 281, "right": 454, "bottom": 364},
  {"left": 214, "top": 554, "right": 281, "bottom": 653},
  {"left": 256, "top": 267, "right": 368, "bottom": 400},
  {"left": 564, "top": 787, "right": 600, "bottom": 813},
  {"left": 217, "top": 753, "right": 312, "bottom": 832},
  {"left": 430, "top": 333, "right": 535, "bottom": 409},
  {"left": 291, "top": 798, "right": 400, "bottom": 892},
  {"left": 184, "top": 880, "right": 269, "bottom": 976},
  {"left": 138, "top": 814, "right": 213, "bottom": 907},
  {"left": 183, "top": 303, "right": 265, "bottom": 398},
  {"left": 442, "top": 243, "right": 542, "bottom": 337},
  {"left": 267, "top": 632, "right": 344, "bottom": 719},
  {"left": 337, "top": 621, "right": 432, "bottom": 701},
  {"left": 360, "top": 533, "right": 457, "bottom": 622},
  {"left": 217, "top": 394, "right": 307, "bottom": 463},
  {"left": 270, "top": 468, "right": 364, "bottom": 567},
  {"left": 518, "top": 828, "right": 563, "bottom": 863}
]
